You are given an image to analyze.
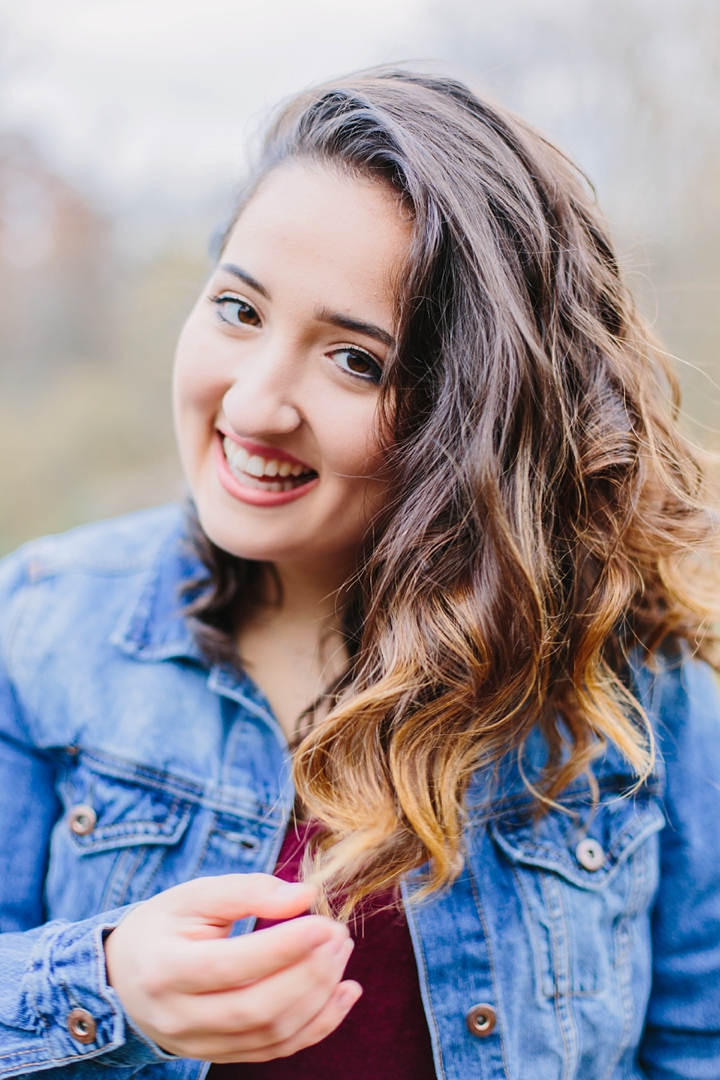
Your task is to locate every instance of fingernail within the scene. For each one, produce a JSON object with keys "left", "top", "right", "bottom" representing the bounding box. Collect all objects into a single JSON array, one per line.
[
  {"left": 277, "top": 879, "right": 315, "bottom": 893},
  {"left": 338, "top": 982, "right": 362, "bottom": 1008}
]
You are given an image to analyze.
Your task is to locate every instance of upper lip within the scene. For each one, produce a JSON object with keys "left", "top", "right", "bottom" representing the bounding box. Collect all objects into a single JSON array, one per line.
[{"left": 216, "top": 427, "right": 315, "bottom": 471}]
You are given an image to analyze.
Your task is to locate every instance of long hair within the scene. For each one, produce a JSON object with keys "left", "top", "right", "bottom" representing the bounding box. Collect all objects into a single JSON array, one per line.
[{"left": 186, "top": 68, "right": 720, "bottom": 912}]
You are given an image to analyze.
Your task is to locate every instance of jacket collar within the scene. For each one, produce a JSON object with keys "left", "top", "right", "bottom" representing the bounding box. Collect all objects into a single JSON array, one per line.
[{"left": 108, "top": 513, "right": 289, "bottom": 751}]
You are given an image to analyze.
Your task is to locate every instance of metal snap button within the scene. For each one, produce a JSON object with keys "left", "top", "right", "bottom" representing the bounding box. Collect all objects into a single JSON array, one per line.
[
  {"left": 67, "top": 1007, "right": 97, "bottom": 1044},
  {"left": 576, "top": 837, "right": 604, "bottom": 871},
  {"left": 465, "top": 1003, "right": 497, "bottom": 1037},
  {"left": 68, "top": 804, "right": 97, "bottom": 837}
]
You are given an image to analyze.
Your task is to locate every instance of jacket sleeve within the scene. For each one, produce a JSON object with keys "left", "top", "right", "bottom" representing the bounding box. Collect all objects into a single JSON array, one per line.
[
  {"left": 0, "top": 549, "right": 175, "bottom": 1078},
  {"left": 638, "top": 652, "right": 720, "bottom": 1079}
]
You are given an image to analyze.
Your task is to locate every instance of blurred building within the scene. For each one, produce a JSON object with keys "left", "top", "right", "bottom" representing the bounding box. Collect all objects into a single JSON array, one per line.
[
  {"left": 0, "top": 0, "right": 717, "bottom": 552},
  {"left": 0, "top": 133, "right": 111, "bottom": 392},
  {"left": 0, "top": 133, "right": 195, "bottom": 555}
]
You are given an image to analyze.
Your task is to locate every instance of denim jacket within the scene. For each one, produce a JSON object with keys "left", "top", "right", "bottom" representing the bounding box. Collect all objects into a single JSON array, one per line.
[{"left": 1, "top": 505, "right": 719, "bottom": 1080}]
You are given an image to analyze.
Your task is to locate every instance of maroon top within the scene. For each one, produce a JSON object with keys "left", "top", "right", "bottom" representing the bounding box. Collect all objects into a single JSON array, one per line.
[{"left": 208, "top": 821, "right": 436, "bottom": 1079}]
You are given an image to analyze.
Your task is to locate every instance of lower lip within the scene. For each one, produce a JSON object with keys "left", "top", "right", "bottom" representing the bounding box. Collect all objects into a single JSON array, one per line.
[{"left": 214, "top": 434, "right": 319, "bottom": 507}]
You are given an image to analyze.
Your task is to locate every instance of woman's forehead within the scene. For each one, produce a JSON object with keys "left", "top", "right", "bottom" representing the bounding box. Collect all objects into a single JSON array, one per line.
[{"left": 222, "top": 163, "right": 411, "bottom": 315}]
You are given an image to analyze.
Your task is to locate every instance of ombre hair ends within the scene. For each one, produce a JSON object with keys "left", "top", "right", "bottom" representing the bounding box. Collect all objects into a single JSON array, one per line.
[{"left": 186, "top": 69, "right": 720, "bottom": 915}]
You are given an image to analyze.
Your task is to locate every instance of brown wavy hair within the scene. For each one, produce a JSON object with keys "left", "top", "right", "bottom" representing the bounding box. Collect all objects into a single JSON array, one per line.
[{"left": 186, "top": 68, "right": 720, "bottom": 912}]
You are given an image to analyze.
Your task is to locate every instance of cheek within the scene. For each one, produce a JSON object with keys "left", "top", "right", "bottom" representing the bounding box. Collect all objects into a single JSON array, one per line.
[
  {"left": 172, "top": 330, "right": 219, "bottom": 483},
  {"left": 173, "top": 319, "right": 227, "bottom": 430},
  {"left": 321, "top": 403, "right": 384, "bottom": 478},
  {"left": 319, "top": 406, "right": 389, "bottom": 530}
]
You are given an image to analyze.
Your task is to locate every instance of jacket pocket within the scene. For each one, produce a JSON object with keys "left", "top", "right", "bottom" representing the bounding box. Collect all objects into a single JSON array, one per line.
[
  {"left": 47, "top": 755, "right": 193, "bottom": 918},
  {"left": 489, "top": 794, "right": 664, "bottom": 997}
]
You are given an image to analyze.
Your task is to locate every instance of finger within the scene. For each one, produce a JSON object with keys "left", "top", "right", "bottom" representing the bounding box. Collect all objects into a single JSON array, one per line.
[
  {"left": 214, "top": 935, "right": 354, "bottom": 1037},
  {"left": 168, "top": 915, "right": 349, "bottom": 993},
  {"left": 262, "top": 980, "right": 364, "bottom": 1060},
  {"left": 160, "top": 874, "right": 317, "bottom": 926},
  {"left": 172, "top": 936, "right": 355, "bottom": 1041},
  {"left": 210, "top": 980, "right": 363, "bottom": 1063}
]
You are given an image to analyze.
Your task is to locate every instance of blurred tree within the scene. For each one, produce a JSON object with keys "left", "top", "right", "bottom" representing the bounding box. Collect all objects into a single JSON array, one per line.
[
  {"left": 1, "top": 0, "right": 718, "bottom": 552},
  {"left": 0, "top": 135, "right": 204, "bottom": 553},
  {"left": 0, "top": 133, "right": 113, "bottom": 390},
  {"left": 432, "top": 0, "right": 720, "bottom": 439}
]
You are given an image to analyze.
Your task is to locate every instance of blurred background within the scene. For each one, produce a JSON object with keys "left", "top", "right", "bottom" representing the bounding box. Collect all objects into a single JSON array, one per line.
[{"left": 0, "top": 0, "right": 718, "bottom": 555}]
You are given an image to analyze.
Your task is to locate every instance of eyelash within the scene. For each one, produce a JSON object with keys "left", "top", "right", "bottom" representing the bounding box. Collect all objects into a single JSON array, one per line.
[
  {"left": 329, "top": 346, "right": 383, "bottom": 385},
  {"left": 208, "top": 292, "right": 383, "bottom": 384},
  {"left": 209, "top": 293, "right": 260, "bottom": 327}
]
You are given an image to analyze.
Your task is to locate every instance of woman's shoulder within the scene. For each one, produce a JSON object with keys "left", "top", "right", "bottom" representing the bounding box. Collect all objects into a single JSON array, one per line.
[
  {"left": 625, "top": 644, "right": 720, "bottom": 828},
  {"left": 0, "top": 503, "right": 193, "bottom": 668},
  {"left": 0, "top": 502, "right": 186, "bottom": 586},
  {"left": 630, "top": 643, "right": 720, "bottom": 744},
  {"left": 0, "top": 502, "right": 205, "bottom": 750},
  {"left": 467, "top": 646, "right": 720, "bottom": 818}
]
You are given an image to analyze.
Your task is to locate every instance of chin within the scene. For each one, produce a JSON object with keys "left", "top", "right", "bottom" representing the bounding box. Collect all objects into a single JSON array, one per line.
[{"left": 194, "top": 503, "right": 292, "bottom": 564}]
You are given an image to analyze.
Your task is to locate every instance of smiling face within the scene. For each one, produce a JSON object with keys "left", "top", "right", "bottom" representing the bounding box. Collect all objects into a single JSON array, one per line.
[{"left": 173, "top": 163, "right": 412, "bottom": 583}]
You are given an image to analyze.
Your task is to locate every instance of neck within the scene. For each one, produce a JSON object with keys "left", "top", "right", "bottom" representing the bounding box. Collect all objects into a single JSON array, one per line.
[
  {"left": 236, "top": 558, "right": 354, "bottom": 741},
  {"left": 268, "top": 558, "right": 351, "bottom": 630}
]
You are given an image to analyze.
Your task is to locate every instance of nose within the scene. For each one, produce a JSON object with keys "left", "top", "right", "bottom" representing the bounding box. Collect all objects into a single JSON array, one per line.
[{"left": 221, "top": 342, "right": 303, "bottom": 438}]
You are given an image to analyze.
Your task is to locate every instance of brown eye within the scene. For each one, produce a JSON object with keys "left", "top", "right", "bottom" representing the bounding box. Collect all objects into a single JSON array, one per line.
[
  {"left": 332, "top": 347, "right": 382, "bottom": 384},
  {"left": 211, "top": 294, "right": 261, "bottom": 327}
]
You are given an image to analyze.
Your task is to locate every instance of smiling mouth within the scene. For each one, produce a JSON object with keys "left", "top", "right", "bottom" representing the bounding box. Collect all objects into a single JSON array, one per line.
[{"left": 220, "top": 435, "right": 318, "bottom": 493}]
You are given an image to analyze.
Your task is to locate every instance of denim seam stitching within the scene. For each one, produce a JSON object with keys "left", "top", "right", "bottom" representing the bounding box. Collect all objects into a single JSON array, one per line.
[
  {"left": 0, "top": 1047, "right": 47, "bottom": 1059},
  {"left": 100, "top": 845, "right": 148, "bottom": 910},
  {"left": 79, "top": 751, "right": 279, "bottom": 820},
  {"left": 467, "top": 864, "right": 511, "bottom": 1079},
  {"left": 510, "top": 863, "right": 552, "bottom": 1001},
  {"left": 188, "top": 811, "right": 221, "bottom": 881},
  {"left": 542, "top": 873, "right": 579, "bottom": 1080},
  {"left": 600, "top": 837, "right": 648, "bottom": 1080},
  {"left": 134, "top": 842, "right": 179, "bottom": 903}
]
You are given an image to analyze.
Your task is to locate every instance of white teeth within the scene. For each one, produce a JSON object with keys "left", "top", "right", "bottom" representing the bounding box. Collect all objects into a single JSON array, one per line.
[
  {"left": 246, "top": 454, "right": 266, "bottom": 478},
  {"left": 232, "top": 446, "right": 250, "bottom": 471},
  {"left": 228, "top": 471, "right": 298, "bottom": 492},
  {"left": 221, "top": 434, "right": 314, "bottom": 491}
]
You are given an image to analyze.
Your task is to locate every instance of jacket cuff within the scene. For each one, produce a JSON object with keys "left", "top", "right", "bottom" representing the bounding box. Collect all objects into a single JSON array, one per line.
[{"left": 1, "top": 909, "right": 176, "bottom": 1077}]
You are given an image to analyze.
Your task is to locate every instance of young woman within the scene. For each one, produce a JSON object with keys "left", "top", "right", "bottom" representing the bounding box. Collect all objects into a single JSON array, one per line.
[{"left": 1, "top": 69, "right": 719, "bottom": 1080}]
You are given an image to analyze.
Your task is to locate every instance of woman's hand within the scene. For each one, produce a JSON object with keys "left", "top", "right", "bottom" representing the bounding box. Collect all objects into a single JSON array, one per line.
[{"left": 104, "top": 873, "right": 361, "bottom": 1062}]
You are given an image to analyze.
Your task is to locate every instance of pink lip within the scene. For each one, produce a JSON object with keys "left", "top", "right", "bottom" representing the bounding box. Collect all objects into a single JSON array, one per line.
[
  {"left": 214, "top": 433, "right": 319, "bottom": 507},
  {"left": 216, "top": 426, "right": 313, "bottom": 470}
]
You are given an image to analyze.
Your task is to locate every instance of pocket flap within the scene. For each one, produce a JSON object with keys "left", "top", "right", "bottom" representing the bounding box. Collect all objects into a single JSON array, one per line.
[
  {"left": 61, "top": 762, "right": 192, "bottom": 854},
  {"left": 489, "top": 796, "right": 664, "bottom": 890}
]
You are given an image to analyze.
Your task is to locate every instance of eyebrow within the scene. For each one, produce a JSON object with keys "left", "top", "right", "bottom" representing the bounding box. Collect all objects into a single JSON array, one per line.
[
  {"left": 218, "top": 263, "right": 270, "bottom": 299},
  {"left": 314, "top": 306, "right": 395, "bottom": 349},
  {"left": 217, "top": 264, "right": 394, "bottom": 348}
]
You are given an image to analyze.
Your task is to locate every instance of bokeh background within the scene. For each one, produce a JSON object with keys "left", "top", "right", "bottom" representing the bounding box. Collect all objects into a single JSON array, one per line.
[{"left": 1, "top": 0, "right": 718, "bottom": 555}]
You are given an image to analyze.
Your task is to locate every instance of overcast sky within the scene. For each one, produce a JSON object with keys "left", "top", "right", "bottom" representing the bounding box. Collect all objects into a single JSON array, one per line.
[
  {"left": 1, "top": 0, "right": 716, "bottom": 248},
  {"left": 0, "top": 0, "right": 434, "bottom": 216}
]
